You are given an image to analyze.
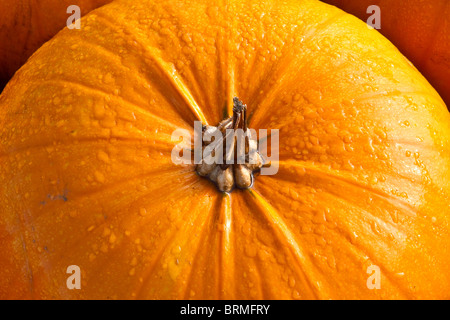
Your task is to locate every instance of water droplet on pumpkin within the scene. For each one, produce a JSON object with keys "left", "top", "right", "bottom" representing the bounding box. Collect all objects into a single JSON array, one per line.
[
  {"left": 258, "top": 248, "right": 270, "bottom": 261},
  {"left": 102, "top": 227, "right": 111, "bottom": 237},
  {"left": 400, "top": 120, "right": 410, "bottom": 127},
  {"left": 172, "top": 246, "right": 182, "bottom": 254},
  {"left": 288, "top": 276, "right": 296, "bottom": 288},
  {"left": 94, "top": 103, "right": 106, "bottom": 119},
  {"left": 97, "top": 150, "right": 110, "bottom": 163},
  {"left": 242, "top": 222, "right": 251, "bottom": 236},
  {"left": 100, "top": 116, "right": 117, "bottom": 128},
  {"left": 104, "top": 73, "right": 115, "bottom": 84},
  {"left": 53, "top": 97, "right": 61, "bottom": 105},
  {"left": 371, "top": 221, "right": 382, "bottom": 235},
  {"left": 94, "top": 171, "right": 106, "bottom": 183},
  {"left": 109, "top": 232, "right": 116, "bottom": 244},
  {"left": 100, "top": 243, "right": 108, "bottom": 253},
  {"left": 69, "top": 211, "right": 77, "bottom": 218}
]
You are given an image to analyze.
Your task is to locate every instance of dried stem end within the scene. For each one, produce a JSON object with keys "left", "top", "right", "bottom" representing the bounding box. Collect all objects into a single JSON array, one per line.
[{"left": 195, "top": 98, "right": 264, "bottom": 192}]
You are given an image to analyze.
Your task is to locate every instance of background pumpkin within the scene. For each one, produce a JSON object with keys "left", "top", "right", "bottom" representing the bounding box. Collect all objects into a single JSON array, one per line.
[
  {"left": 321, "top": 0, "right": 450, "bottom": 108},
  {"left": 0, "top": 0, "right": 450, "bottom": 299},
  {"left": 0, "top": 0, "right": 111, "bottom": 92}
]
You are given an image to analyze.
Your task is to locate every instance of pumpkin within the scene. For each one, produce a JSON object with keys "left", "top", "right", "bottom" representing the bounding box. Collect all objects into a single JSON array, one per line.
[
  {"left": 1, "top": 0, "right": 450, "bottom": 300},
  {"left": 0, "top": 0, "right": 111, "bottom": 91},
  {"left": 321, "top": 0, "right": 450, "bottom": 108}
]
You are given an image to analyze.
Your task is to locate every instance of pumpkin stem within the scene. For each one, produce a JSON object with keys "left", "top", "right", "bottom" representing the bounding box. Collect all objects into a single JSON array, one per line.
[{"left": 195, "top": 97, "right": 264, "bottom": 192}]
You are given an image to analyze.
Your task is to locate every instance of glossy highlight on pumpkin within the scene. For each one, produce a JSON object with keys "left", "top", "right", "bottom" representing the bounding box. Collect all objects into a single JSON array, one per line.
[
  {"left": 321, "top": 0, "right": 450, "bottom": 108},
  {"left": 0, "top": 0, "right": 449, "bottom": 300}
]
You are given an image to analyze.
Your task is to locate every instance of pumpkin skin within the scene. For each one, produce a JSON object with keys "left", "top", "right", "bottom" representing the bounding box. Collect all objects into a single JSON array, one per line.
[
  {"left": 0, "top": 0, "right": 111, "bottom": 91},
  {"left": 321, "top": 0, "right": 450, "bottom": 108},
  {"left": 0, "top": 0, "right": 450, "bottom": 300}
]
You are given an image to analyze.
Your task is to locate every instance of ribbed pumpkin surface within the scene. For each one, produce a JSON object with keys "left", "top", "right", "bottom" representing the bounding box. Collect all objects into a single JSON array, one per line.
[{"left": 0, "top": 0, "right": 449, "bottom": 299}]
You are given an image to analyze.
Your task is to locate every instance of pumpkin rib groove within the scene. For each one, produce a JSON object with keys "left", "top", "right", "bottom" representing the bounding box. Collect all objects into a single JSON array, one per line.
[
  {"left": 20, "top": 165, "right": 197, "bottom": 228},
  {"left": 0, "top": 133, "right": 186, "bottom": 167},
  {"left": 247, "top": 184, "right": 420, "bottom": 299},
  {"left": 231, "top": 193, "right": 272, "bottom": 299},
  {"left": 256, "top": 169, "right": 417, "bottom": 233},
  {"left": 247, "top": 21, "right": 413, "bottom": 129},
  {"left": 256, "top": 175, "right": 410, "bottom": 241},
  {"left": 250, "top": 257, "right": 265, "bottom": 299},
  {"left": 330, "top": 222, "right": 417, "bottom": 299},
  {"left": 321, "top": 0, "right": 450, "bottom": 107},
  {"left": 315, "top": 183, "right": 412, "bottom": 238},
  {"left": 93, "top": 10, "right": 208, "bottom": 125},
  {"left": 224, "top": 6, "right": 237, "bottom": 121},
  {"left": 6, "top": 203, "right": 35, "bottom": 299},
  {"left": 240, "top": 44, "right": 286, "bottom": 124},
  {"left": 162, "top": 1, "right": 229, "bottom": 125},
  {"left": 18, "top": 232, "right": 35, "bottom": 298},
  {"left": 138, "top": 51, "right": 208, "bottom": 125},
  {"left": 49, "top": 177, "right": 213, "bottom": 299},
  {"left": 36, "top": 174, "right": 203, "bottom": 262},
  {"left": 266, "top": 160, "right": 419, "bottom": 218},
  {"left": 304, "top": 170, "right": 418, "bottom": 219},
  {"left": 247, "top": 189, "right": 325, "bottom": 299},
  {"left": 253, "top": 179, "right": 418, "bottom": 299},
  {"left": 224, "top": 54, "right": 236, "bottom": 122},
  {"left": 239, "top": 191, "right": 301, "bottom": 299},
  {"left": 1, "top": 0, "right": 450, "bottom": 300},
  {"left": 217, "top": 193, "right": 235, "bottom": 299},
  {"left": 180, "top": 198, "right": 220, "bottom": 299},
  {"left": 245, "top": 57, "right": 305, "bottom": 129},
  {"left": 180, "top": 207, "right": 220, "bottom": 299},
  {"left": 302, "top": 10, "right": 347, "bottom": 44},
  {"left": 180, "top": 53, "right": 221, "bottom": 124},
  {"left": 324, "top": 222, "right": 414, "bottom": 299},
  {"left": 63, "top": 169, "right": 197, "bottom": 211},
  {"left": 33, "top": 79, "right": 188, "bottom": 130},
  {"left": 353, "top": 89, "right": 444, "bottom": 105},
  {"left": 133, "top": 193, "right": 216, "bottom": 299},
  {"left": 254, "top": 161, "right": 450, "bottom": 298},
  {"left": 167, "top": 70, "right": 209, "bottom": 125},
  {"left": 161, "top": 0, "right": 227, "bottom": 124},
  {"left": 0, "top": 137, "right": 161, "bottom": 160},
  {"left": 56, "top": 15, "right": 208, "bottom": 127},
  {"left": 67, "top": 36, "right": 129, "bottom": 65}
]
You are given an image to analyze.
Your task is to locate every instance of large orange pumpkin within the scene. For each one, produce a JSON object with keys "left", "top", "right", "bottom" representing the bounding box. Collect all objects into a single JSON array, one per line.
[
  {"left": 1, "top": 0, "right": 450, "bottom": 299},
  {"left": 321, "top": 0, "right": 450, "bottom": 108},
  {"left": 0, "top": 0, "right": 111, "bottom": 91}
]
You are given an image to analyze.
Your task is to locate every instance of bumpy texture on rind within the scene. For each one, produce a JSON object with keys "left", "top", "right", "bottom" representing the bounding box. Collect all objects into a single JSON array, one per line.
[{"left": 0, "top": 0, "right": 449, "bottom": 299}]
